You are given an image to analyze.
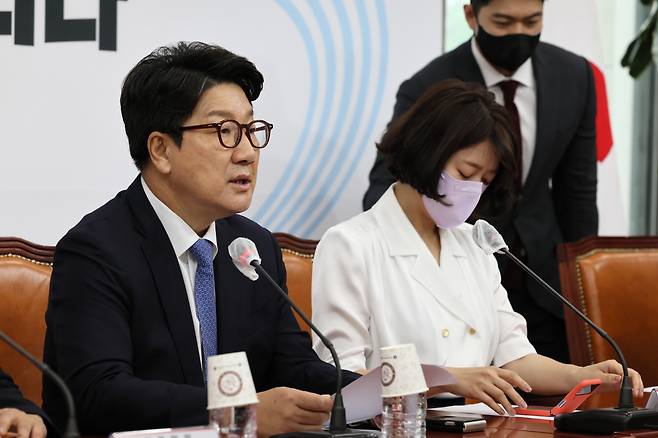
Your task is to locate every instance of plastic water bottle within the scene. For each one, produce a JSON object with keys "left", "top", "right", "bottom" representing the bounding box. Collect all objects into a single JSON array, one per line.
[
  {"left": 209, "top": 405, "right": 257, "bottom": 438},
  {"left": 381, "top": 392, "right": 427, "bottom": 438}
]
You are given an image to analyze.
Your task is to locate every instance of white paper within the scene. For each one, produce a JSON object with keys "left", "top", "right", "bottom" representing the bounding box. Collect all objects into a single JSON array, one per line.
[
  {"left": 646, "top": 389, "right": 658, "bottom": 410},
  {"left": 644, "top": 386, "right": 658, "bottom": 393},
  {"left": 340, "top": 363, "right": 456, "bottom": 423},
  {"left": 430, "top": 402, "right": 555, "bottom": 421},
  {"left": 111, "top": 425, "right": 217, "bottom": 438}
]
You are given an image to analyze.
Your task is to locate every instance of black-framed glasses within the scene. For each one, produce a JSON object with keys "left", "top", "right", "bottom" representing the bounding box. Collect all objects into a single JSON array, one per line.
[{"left": 179, "top": 119, "right": 273, "bottom": 149}]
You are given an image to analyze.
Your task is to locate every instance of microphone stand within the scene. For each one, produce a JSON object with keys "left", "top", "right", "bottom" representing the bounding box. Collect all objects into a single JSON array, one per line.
[
  {"left": 0, "top": 329, "right": 79, "bottom": 438},
  {"left": 502, "top": 249, "right": 658, "bottom": 434},
  {"left": 250, "top": 261, "right": 376, "bottom": 438}
]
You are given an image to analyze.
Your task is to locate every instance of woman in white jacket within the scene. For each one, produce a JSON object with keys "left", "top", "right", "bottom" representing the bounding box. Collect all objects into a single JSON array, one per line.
[{"left": 311, "top": 79, "right": 643, "bottom": 415}]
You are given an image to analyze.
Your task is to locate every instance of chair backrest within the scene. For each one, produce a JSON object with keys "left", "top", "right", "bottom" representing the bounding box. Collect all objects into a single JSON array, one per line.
[
  {"left": 274, "top": 233, "right": 318, "bottom": 335},
  {"left": 0, "top": 237, "right": 54, "bottom": 406},
  {"left": 557, "top": 236, "right": 658, "bottom": 386}
]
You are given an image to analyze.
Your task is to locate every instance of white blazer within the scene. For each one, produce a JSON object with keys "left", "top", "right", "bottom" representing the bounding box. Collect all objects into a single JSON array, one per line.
[{"left": 311, "top": 184, "right": 535, "bottom": 372}]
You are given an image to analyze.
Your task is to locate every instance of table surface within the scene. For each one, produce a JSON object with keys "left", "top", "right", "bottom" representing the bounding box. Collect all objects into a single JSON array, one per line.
[
  {"left": 72, "top": 391, "right": 655, "bottom": 438},
  {"left": 427, "top": 392, "right": 657, "bottom": 438}
]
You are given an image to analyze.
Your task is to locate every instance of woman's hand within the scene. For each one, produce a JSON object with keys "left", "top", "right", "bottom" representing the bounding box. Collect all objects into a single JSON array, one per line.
[
  {"left": 441, "top": 367, "right": 532, "bottom": 415},
  {"left": 572, "top": 360, "right": 643, "bottom": 397}
]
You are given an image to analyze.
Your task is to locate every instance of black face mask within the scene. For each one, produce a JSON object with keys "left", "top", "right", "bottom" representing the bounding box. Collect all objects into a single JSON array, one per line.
[{"left": 475, "top": 25, "right": 540, "bottom": 72}]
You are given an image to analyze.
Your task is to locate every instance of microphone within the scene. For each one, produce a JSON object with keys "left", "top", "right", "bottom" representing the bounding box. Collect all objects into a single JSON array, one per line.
[
  {"left": 228, "top": 238, "right": 375, "bottom": 438},
  {"left": 472, "top": 219, "right": 658, "bottom": 434},
  {"left": 0, "top": 329, "right": 79, "bottom": 438}
]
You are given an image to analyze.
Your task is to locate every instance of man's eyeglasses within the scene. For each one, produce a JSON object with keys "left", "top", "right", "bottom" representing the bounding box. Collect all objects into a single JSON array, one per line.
[{"left": 179, "top": 119, "right": 273, "bottom": 149}]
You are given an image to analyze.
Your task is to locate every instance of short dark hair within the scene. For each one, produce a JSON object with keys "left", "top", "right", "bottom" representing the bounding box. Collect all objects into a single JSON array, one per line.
[
  {"left": 120, "top": 41, "right": 264, "bottom": 170},
  {"left": 471, "top": 0, "right": 545, "bottom": 16},
  {"left": 377, "top": 79, "right": 518, "bottom": 218}
]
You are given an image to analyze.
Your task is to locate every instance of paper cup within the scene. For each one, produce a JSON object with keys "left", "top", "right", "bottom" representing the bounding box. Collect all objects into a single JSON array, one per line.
[
  {"left": 380, "top": 344, "right": 428, "bottom": 397},
  {"left": 207, "top": 352, "right": 259, "bottom": 410}
]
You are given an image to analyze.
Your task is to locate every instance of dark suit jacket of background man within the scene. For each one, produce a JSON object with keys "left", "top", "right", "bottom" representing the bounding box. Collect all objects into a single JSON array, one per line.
[
  {"left": 364, "top": 40, "right": 598, "bottom": 320},
  {"left": 43, "top": 177, "right": 357, "bottom": 435},
  {"left": 0, "top": 369, "right": 55, "bottom": 435}
]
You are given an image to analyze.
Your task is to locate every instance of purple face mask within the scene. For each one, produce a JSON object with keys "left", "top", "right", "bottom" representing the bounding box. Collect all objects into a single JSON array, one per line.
[{"left": 422, "top": 172, "right": 487, "bottom": 229}]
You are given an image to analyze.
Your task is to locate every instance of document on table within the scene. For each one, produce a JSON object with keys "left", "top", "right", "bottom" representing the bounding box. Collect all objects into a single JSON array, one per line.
[
  {"left": 430, "top": 402, "right": 555, "bottom": 421},
  {"left": 340, "top": 364, "right": 456, "bottom": 423}
]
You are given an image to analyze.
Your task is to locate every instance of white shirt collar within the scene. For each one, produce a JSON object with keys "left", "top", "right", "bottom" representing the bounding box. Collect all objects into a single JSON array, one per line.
[
  {"left": 373, "top": 184, "right": 467, "bottom": 258},
  {"left": 470, "top": 37, "right": 534, "bottom": 89},
  {"left": 141, "top": 177, "right": 218, "bottom": 259}
]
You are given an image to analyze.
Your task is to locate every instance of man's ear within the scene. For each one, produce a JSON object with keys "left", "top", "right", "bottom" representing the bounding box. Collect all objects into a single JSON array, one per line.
[
  {"left": 464, "top": 4, "right": 478, "bottom": 34},
  {"left": 147, "top": 131, "right": 174, "bottom": 174}
]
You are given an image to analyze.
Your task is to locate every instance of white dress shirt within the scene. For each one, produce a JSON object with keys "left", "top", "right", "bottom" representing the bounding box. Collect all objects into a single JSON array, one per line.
[
  {"left": 471, "top": 38, "right": 537, "bottom": 184},
  {"left": 141, "top": 177, "right": 218, "bottom": 370},
  {"left": 311, "top": 184, "right": 535, "bottom": 372}
]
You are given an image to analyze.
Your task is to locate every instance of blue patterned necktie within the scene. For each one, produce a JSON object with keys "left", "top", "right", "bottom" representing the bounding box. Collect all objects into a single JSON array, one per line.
[{"left": 188, "top": 239, "right": 218, "bottom": 380}]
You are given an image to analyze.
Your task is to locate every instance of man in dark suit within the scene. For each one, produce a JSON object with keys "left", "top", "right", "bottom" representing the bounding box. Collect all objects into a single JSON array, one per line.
[
  {"left": 0, "top": 370, "right": 47, "bottom": 438},
  {"left": 364, "top": 0, "right": 597, "bottom": 363},
  {"left": 43, "top": 42, "right": 357, "bottom": 436}
]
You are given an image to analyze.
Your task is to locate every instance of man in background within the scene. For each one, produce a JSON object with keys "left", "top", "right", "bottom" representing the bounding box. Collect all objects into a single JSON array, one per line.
[{"left": 364, "top": 0, "right": 598, "bottom": 362}]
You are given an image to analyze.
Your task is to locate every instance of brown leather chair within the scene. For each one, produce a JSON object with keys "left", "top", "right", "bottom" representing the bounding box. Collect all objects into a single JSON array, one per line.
[
  {"left": 0, "top": 237, "right": 54, "bottom": 406},
  {"left": 274, "top": 233, "right": 318, "bottom": 335},
  {"left": 557, "top": 236, "right": 658, "bottom": 387}
]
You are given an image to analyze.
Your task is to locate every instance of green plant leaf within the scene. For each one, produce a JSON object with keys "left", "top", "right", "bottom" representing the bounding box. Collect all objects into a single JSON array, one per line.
[
  {"left": 631, "top": 34, "right": 654, "bottom": 77},
  {"left": 622, "top": 0, "right": 658, "bottom": 78}
]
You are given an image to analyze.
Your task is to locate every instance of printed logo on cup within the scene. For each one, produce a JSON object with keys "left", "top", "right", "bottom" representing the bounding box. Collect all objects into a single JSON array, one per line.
[
  {"left": 379, "top": 344, "right": 428, "bottom": 398},
  {"left": 218, "top": 371, "right": 243, "bottom": 396},
  {"left": 207, "top": 352, "right": 259, "bottom": 410},
  {"left": 381, "top": 362, "right": 396, "bottom": 387}
]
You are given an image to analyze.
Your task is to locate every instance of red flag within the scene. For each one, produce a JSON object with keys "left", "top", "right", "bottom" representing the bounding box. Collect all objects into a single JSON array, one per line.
[{"left": 590, "top": 62, "right": 613, "bottom": 162}]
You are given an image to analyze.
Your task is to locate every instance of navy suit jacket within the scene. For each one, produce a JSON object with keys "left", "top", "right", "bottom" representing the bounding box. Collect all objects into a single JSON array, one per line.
[
  {"left": 364, "top": 41, "right": 598, "bottom": 317},
  {"left": 1, "top": 368, "right": 44, "bottom": 414},
  {"left": 43, "top": 177, "right": 357, "bottom": 434}
]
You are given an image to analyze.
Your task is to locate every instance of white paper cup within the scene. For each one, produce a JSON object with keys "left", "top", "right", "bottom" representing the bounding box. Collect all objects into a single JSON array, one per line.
[
  {"left": 380, "top": 344, "right": 428, "bottom": 398},
  {"left": 207, "top": 352, "right": 259, "bottom": 410}
]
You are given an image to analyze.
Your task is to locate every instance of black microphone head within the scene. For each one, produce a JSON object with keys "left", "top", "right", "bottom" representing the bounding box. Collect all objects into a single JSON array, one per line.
[
  {"left": 472, "top": 219, "right": 508, "bottom": 255},
  {"left": 228, "top": 237, "right": 261, "bottom": 281}
]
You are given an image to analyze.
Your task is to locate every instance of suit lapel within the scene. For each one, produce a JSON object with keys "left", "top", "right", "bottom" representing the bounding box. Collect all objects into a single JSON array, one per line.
[
  {"left": 214, "top": 219, "right": 253, "bottom": 354},
  {"left": 408, "top": 249, "right": 476, "bottom": 329},
  {"left": 525, "top": 44, "right": 558, "bottom": 194},
  {"left": 126, "top": 177, "right": 204, "bottom": 387},
  {"left": 439, "top": 231, "right": 479, "bottom": 328},
  {"left": 375, "top": 186, "right": 477, "bottom": 328},
  {"left": 453, "top": 41, "right": 486, "bottom": 84}
]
